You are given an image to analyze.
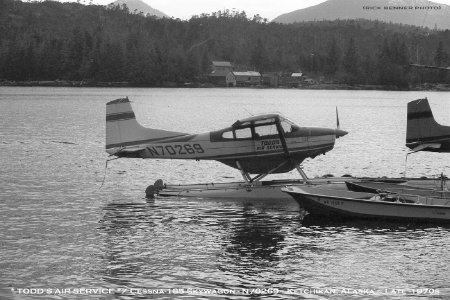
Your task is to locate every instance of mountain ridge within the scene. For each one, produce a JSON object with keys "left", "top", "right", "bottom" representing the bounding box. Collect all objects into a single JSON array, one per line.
[
  {"left": 273, "top": 0, "right": 450, "bottom": 30},
  {"left": 109, "top": 0, "right": 168, "bottom": 18}
]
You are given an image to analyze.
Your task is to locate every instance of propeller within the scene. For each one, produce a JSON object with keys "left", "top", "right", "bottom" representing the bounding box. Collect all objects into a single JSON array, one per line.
[
  {"left": 336, "top": 106, "right": 340, "bottom": 129},
  {"left": 335, "top": 106, "right": 348, "bottom": 138}
]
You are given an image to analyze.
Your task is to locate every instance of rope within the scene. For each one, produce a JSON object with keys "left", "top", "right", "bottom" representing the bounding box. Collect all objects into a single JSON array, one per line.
[
  {"left": 404, "top": 152, "right": 411, "bottom": 178},
  {"left": 99, "top": 157, "right": 120, "bottom": 190}
]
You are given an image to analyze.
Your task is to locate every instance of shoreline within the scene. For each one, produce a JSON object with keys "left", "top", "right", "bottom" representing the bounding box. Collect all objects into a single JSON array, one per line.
[{"left": 1, "top": 80, "right": 449, "bottom": 91}]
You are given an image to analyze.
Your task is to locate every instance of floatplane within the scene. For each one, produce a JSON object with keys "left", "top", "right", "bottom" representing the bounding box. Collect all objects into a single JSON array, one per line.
[
  {"left": 105, "top": 97, "right": 348, "bottom": 198},
  {"left": 346, "top": 97, "right": 450, "bottom": 192},
  {"left": 406, "top": 97, "right": 450, "bottom": 153},
  {"left": 282, "top": 97, "right": 450, "bottom": 222}
]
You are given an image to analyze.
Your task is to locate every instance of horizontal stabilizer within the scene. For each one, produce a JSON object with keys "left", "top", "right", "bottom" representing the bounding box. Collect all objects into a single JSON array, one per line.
[{"left": 108, "top": 145, "right": 148, "bottom": 158}]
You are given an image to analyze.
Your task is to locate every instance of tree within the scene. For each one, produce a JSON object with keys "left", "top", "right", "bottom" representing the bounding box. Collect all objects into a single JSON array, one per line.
[
  {"left": 0, "top": 0, "right": 448, "bottom": 87},
  {"left": 96, "top": 42, "right": 125, "bottom": 82},
  {"left": 376, "top": 38, "right": 409, "bottom": 88},
  {"left": 434, "top": 40, "right": 447, "bottom": 66},
  {"left": 250, "top": 38, "right": 268, "bottom": 72},
  {"left": 325, "top": 36, "right": 341, "bottom": 75},
  {"left": 343, "top": 38, "right": 359, "bottom": 76},
  {"left": 434, "top": 41, "right": 448, "bottom": 82}
]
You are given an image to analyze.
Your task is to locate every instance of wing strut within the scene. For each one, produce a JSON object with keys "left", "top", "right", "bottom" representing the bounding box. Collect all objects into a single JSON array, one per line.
[
  {"left": 276, "top": 117, "right": 310, "bottom": 183},
  {"left": 236, "top": 116, "right": 311, "bottom": 184}
]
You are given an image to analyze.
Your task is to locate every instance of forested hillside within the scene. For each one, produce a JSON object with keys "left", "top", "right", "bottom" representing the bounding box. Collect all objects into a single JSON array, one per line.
[{"left": 0, "top": 0, "right": 449, "bottom": 88}]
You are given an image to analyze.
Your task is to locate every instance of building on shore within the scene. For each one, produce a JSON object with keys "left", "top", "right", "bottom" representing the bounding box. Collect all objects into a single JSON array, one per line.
[
  {"left": 209, "top": 61, "right": 305, "bottom": 88},
  {"left": 262, "top": 73, "right": 279, "bottom": 87},
  {"left": 226, "top": 71, "right": 262, "bottom": 87},
  {"left": 279, "top": 72, "right": 304, "bottom": 87},
  {"left": 209, "top": 61, "right": 233, "bottom": 86}
]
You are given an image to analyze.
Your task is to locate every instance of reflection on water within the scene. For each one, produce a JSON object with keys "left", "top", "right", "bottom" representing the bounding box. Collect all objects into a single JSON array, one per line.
[
  {"left": 1, "top": 87, "right": 450, "bottom": 299},
  {"left": 89, "top": 196, "right": 450, "bottom": 299},
  {"left": 99, "top": 202, "right": 156, "bottom": 288},
  {"left": 2, "top": 192, "right": 450, "bottom": 299},
  {"left": 97, "top": 198, "right": 299, "bottom": 293},
  {"left": 225, "top": 207, "right": 285, "bottom": 261},
  {"left": 301, "top": 214, "right": 450, "bottom": 230}
]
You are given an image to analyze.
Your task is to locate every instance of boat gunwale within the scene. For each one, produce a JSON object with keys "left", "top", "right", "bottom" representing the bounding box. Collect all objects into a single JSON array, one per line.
[
  {"left": 345, "top": 180, "right": 434, "bottom": 191},
  {"left": 282, "top": 187, "right": 450, "bottom": 209},
  {"left": 346, "top": 181, "right": 450, "bottom": 198}
]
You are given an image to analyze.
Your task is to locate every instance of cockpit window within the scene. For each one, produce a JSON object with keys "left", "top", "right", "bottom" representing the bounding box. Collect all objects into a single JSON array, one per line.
[
  {"left": 235, "top": 128, "right": 252, "bottom": 139},
  {"left": 222, "top": 130, "right": 234, "bottom": 139},
  {"left": 254, "top": 124, "right": 278, "bottom": 138},
  {"left": 281, "top": 120, "right": 293, "bottom": 133},
  {"left": 254, "top": 118, "right": 276, "bottom": 126}
]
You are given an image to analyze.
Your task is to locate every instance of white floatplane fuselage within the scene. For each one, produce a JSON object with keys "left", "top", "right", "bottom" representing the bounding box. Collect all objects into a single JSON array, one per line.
[{"left": 106, "top": 98, "right": 347, "bottom": 183}]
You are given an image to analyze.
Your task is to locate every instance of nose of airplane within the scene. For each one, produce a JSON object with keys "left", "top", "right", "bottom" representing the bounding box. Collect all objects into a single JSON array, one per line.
[{"left": 335, "top": 128, "right": 348, "bottom": 138}]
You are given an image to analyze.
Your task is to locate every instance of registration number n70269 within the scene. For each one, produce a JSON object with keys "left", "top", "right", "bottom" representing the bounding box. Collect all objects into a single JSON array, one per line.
[{"left": 146, "top": 144, "right": 204, "bottom": 156}]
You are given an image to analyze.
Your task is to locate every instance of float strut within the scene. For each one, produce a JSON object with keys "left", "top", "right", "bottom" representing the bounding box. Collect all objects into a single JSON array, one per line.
[
  {"left": 296, "top": 164, "right": 310, "bottom": 183},
  {"left": 251, "top": 173, "right": 268, "bottom": 183},
  {"left": 236, "top": 160, "right": 291, "bottom": 184},
  {"left": 236, "top": 161, "right": 251, "bottom": 183}
]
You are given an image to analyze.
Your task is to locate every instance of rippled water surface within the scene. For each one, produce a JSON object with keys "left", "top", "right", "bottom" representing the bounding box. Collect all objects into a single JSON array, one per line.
[{"left": 1, "top": 87, "right": 450, "bottom": 299}]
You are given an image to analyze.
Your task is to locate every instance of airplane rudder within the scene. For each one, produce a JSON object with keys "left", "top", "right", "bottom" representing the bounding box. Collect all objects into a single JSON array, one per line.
[
  {"left": 106, "top": 97, "right": 136, "bottom": 122},
  {"left": 105, "top": 97, "right": 140, "bottom": 150},
  {"left": 105, "top": 97, "right": 189, "bottom": 152},
  {"left": 406, "top": 98, "right": 440, "bottom": 142},
  {"left": 407, "top": 98, "right": 433, "bottom": 121}
]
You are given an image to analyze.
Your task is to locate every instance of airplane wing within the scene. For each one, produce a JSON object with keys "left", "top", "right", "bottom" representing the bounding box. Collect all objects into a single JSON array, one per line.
[{"left": 408, "top": 143, "right": 441, "bottom": 153}]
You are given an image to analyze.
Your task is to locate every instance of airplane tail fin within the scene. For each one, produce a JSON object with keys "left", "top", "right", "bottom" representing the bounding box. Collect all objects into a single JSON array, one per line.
[
  {"left": 106, "top": 98, "right": 188, "bottom": 154},
  {"left": 406, "top": 98, "right": 449, "bottom": 151}
]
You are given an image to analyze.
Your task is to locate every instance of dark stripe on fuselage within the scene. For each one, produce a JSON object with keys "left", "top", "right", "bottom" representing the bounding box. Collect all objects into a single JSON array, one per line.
[
  {"left": 108, "top": 137, "right": 334, "bottom": 156},
  {"left": 407, "top": 111, "right": 433, "bottom": 120},
  {"left": 194, "top": 142, "right": 334, "bottom": 160},
  {"left": 106, "top": 112, "right": 136, "bottom": 122},
  {"left": 106, "top": 134, "right": 194, "bottom": 149}
]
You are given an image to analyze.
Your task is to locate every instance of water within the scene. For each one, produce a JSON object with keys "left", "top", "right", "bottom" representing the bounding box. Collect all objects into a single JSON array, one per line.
[{"left": 1, "top": 87, "right": 450, "bottom": 299}]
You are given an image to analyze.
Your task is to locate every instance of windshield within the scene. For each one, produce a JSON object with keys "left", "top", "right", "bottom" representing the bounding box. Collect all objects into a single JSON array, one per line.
[{"left": 280, "top": 117, "right": 299, "bottom": 133}]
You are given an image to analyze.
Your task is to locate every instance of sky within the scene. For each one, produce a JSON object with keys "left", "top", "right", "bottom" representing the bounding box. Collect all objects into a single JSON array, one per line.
[
  {"left": 132, "top": 0, "right": 329, "bottom": 20},
  {"left": 59, "top": 0, "right": 450, "bottom": 21}
]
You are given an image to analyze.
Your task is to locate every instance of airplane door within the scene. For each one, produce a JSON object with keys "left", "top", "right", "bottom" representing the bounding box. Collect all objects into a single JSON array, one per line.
[
  {"left": 253, "top": 123, "right": 283, "bottom": 153},
  {"left": 280, "top": 120, "right": 310, "bottom": 155}
]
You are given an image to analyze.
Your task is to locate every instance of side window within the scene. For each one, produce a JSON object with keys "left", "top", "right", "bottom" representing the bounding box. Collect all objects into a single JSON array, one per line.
[
  {"left": 222, "top": 131, "right": 234, "bottom": 139},
  {"left": 254, "top": 124, "right": 278, "bottom": 138},
  {"left": 235, "top": 128, "right": 252, "bottom": 139}
]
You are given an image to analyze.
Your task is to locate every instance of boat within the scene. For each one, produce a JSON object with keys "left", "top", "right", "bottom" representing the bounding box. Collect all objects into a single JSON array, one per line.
[
  {"left": 281, "top": 185, "right": 450, "bottom": 222},
  {"left": 345, "top": 179, "right": 450, "bottom": 198}
]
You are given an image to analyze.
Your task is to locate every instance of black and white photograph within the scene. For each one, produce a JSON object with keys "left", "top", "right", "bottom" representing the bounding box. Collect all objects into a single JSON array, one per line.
[{"left": 1, "top": 0, "right": 450, "bottom": 299}]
